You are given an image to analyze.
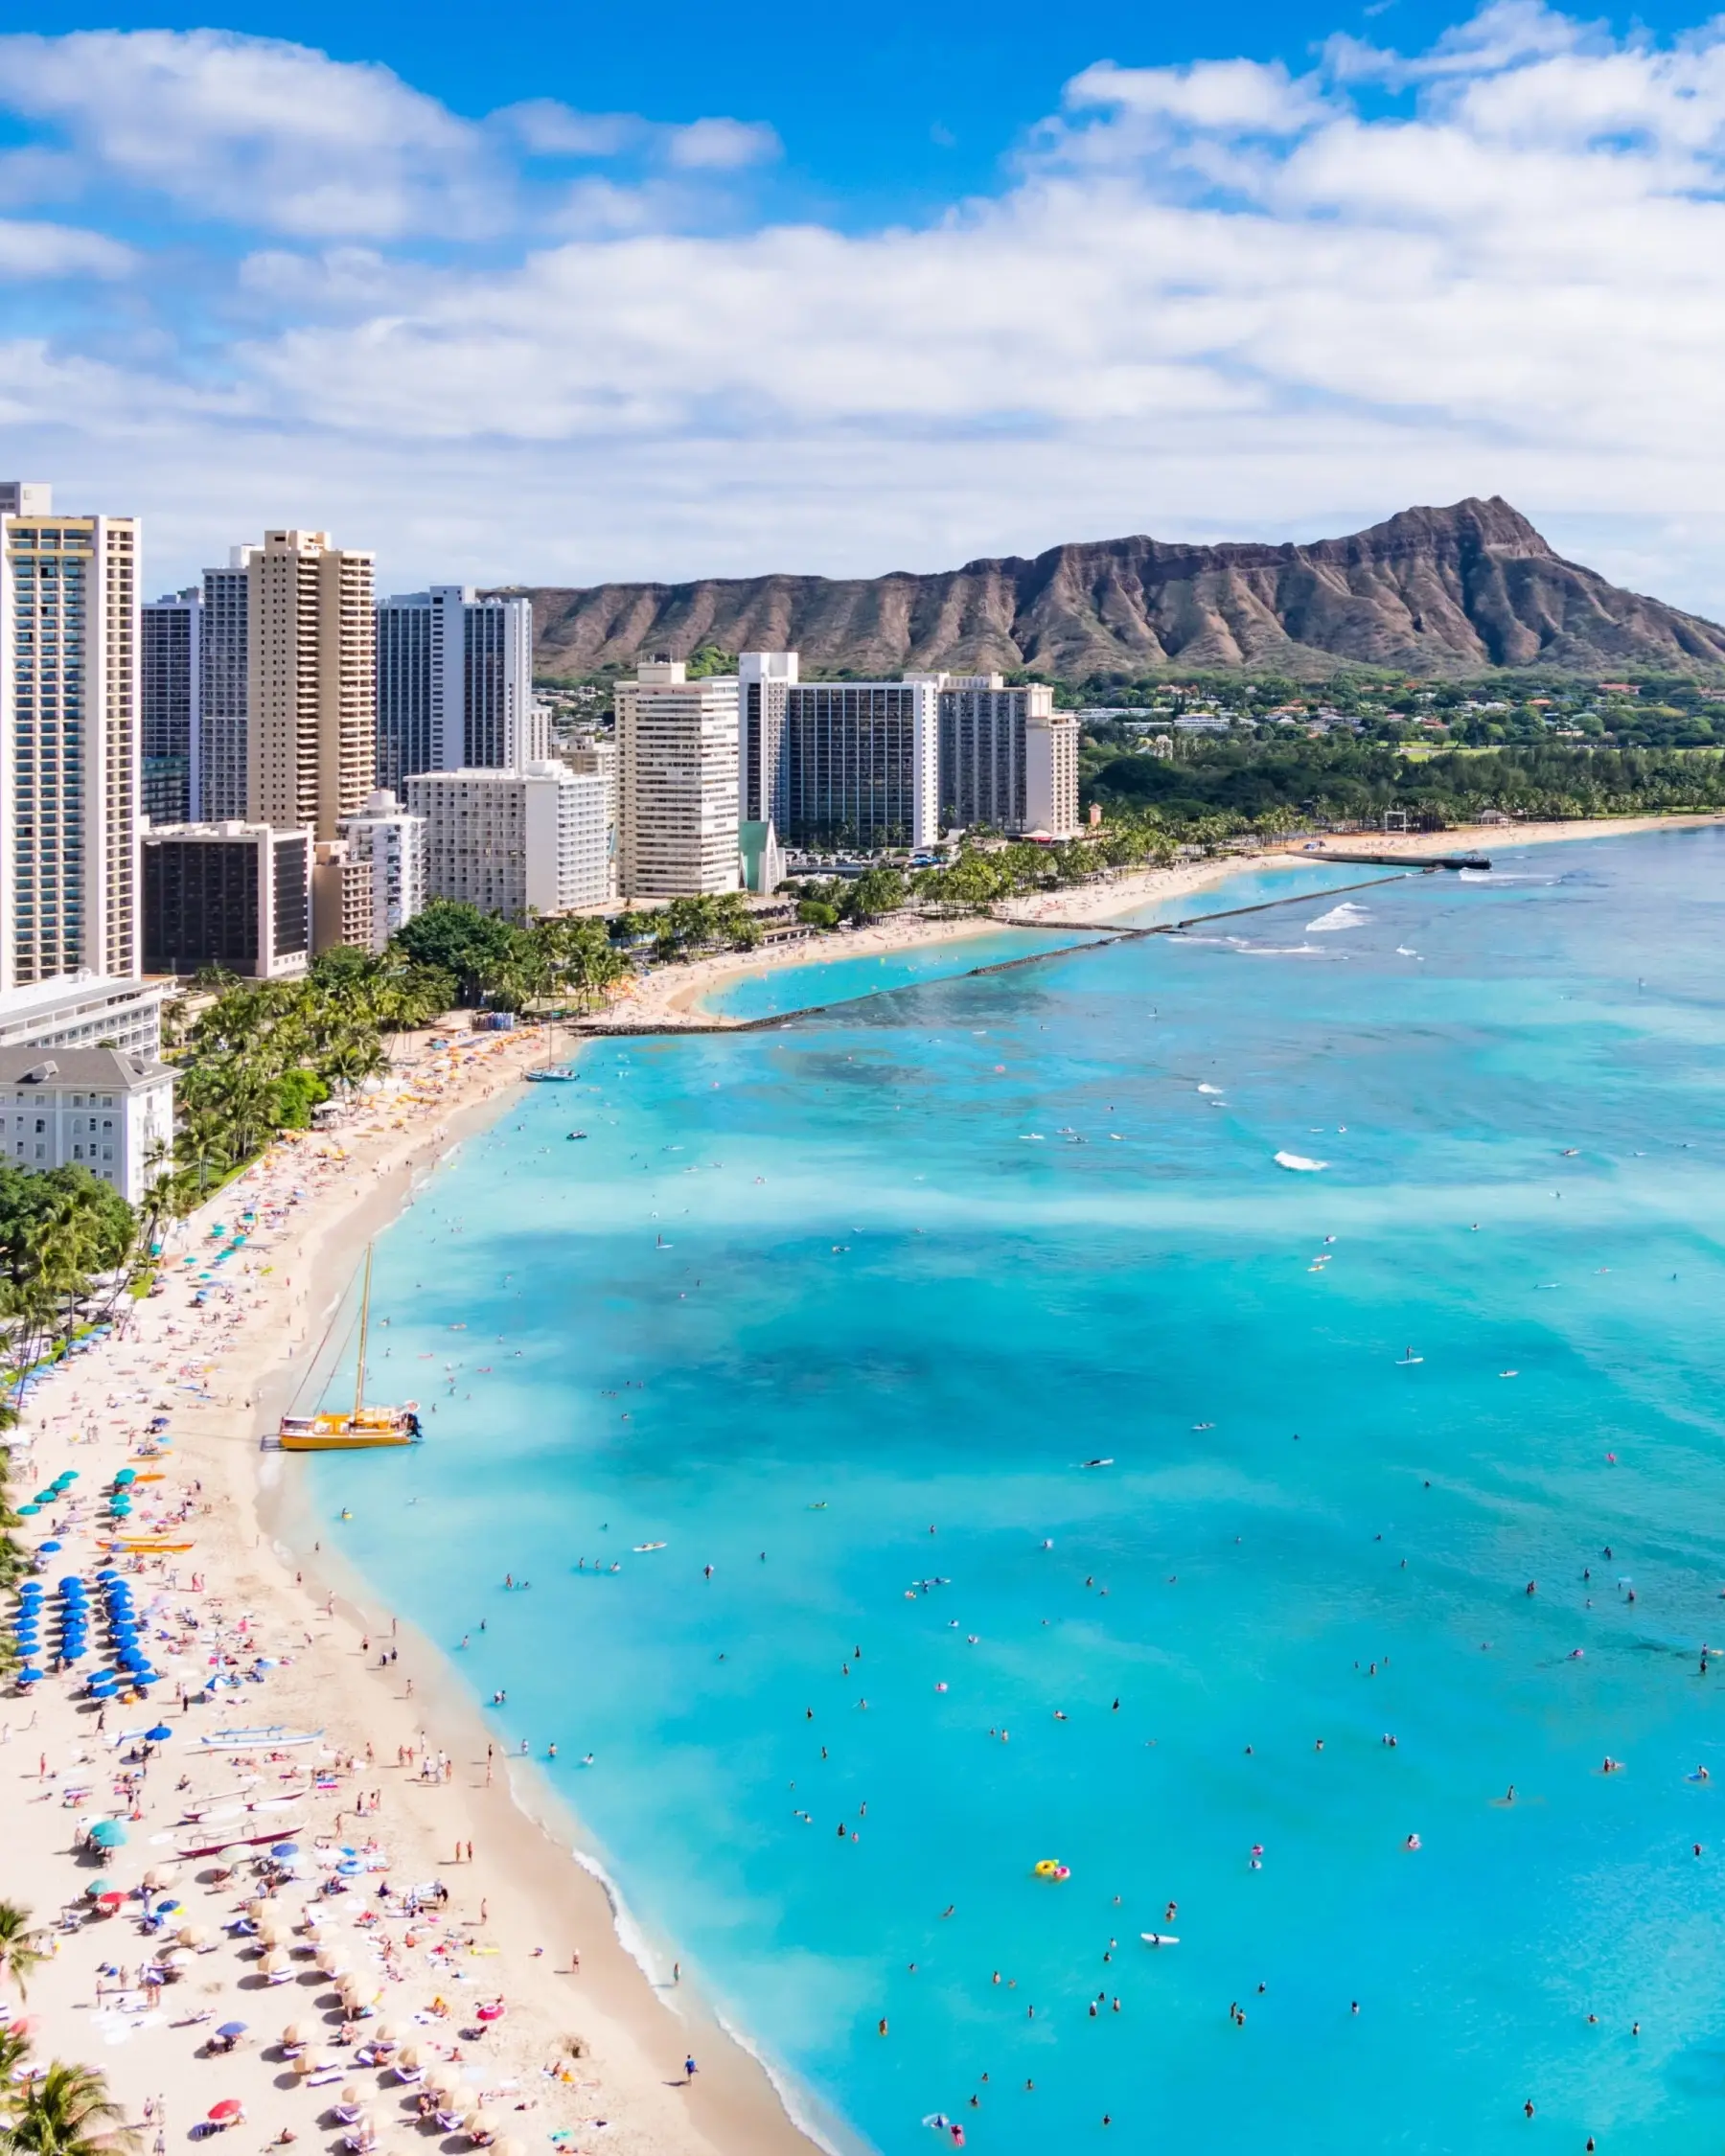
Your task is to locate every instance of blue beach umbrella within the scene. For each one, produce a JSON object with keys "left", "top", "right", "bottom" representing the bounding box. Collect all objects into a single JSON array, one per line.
[
  {"left": 15, "top": 1667, "right": 43, "bottom": 1685},
  {"left": 88, "top": 1819, "right": 126, "bottom": 1848},
  {"left": 37, "top": 1541, "right": 61, "bottom": 1555},
  {"left": 114, "top": 1469, "right": 135, "bottom": 1484},
  {"left": 146, "top": 1724, "right": 172, "bottom": 1742},
  {"left": 17, "top": 1506, "right": 39, "bottom": 1518},
  {"left": 269, "top": 1842, "right": 299, "bottom": 1859}
]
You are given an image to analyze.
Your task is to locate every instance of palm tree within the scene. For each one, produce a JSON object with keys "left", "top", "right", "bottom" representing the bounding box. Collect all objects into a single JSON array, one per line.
[
  {"left": 4, "top": 2063, "right": 138, "bottom": 2156},
  {"left": 0, "top": 2022, "right": 30, "bottom": 2083},
  {"left": 0, "top": 1903, "right": 41, "bottom": 2002}
]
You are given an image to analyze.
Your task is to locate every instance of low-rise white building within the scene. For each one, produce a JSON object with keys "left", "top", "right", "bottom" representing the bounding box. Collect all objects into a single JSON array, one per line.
[
  {"left": 405, "top": 763, "right": 608, "bottom": 920},
  {"left": 336, "top": 789, "right": 427, "bottom": 951},
  {"left": 0, "top": 975, "right": 169, "bottom": 1060},
  {"left": 0, "top": 1046, "right": 175, "bottom": 1204}
]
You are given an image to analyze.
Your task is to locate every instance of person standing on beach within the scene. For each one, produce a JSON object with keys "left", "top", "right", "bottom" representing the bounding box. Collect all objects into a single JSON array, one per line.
[{"left": 684, "top": 2055, "right": 698, "bottom": 2082}]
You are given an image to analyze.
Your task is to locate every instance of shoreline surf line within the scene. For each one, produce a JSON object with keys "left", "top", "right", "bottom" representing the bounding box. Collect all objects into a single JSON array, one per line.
[
  {"left": 597, "top": 809, "right": 1725, "bottom": 1037},
  {"left": 0, "top": 1017, "right": 827, "bottom": 2156},
  {"left": 574, "top": 871, "right": 1418, "bottom": 1039},
  {"left": 238, "top": 1073, "right": 831, "bottom": 2156}
]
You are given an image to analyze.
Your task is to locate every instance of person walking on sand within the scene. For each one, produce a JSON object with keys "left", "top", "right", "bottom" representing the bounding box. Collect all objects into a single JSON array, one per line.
[{"left": 684, "top": 2056, "right": 698, "bottom": 2082}]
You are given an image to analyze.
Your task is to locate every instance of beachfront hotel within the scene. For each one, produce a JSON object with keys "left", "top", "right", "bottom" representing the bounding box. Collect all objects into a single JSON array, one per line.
[
  {"left": 405, "top": 762, "right": 608, "bottom": 921},
  {"left": 374, "top": 586, "right": 544, "bottom": 793},
  {"left": 615, "top": 659, "right": 742, "bottom": 897},
  {"left": 777, "top": 677, "right": 940, "bottom": 849},
  {"left": 932, "top": 675, "right": 1080, "bottom": 837},
  {"left": 0, "top": 1044, "right": 174, "bottom": 1204},
  {"left": 740, "top": 652, "right": 1077, "bottom": 846},
  {"left": 247, "top": 530, "right": 376, "bottom": 843},
  {"left": 740, "top": 646, "right": 941, "bottom": 848},
  {"left": 0, "top": 483, "right": 143, "bottom": 994}
]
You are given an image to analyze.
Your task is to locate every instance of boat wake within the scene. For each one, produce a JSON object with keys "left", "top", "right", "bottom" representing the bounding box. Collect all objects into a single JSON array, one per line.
[{"left": 1274, "top": 1151, "right": 1329, "bottom": 1172}]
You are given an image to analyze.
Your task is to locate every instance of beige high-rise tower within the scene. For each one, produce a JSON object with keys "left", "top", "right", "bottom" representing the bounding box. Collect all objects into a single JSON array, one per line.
[{"left": 246, "top": 530, "right": 376, "bottom": 840}]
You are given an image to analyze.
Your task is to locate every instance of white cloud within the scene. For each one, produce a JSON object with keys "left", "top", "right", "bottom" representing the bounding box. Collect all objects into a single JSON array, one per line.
[
  {"left": 0, "top": 30, "right": 778, "bottom": 241},
  {"left": 491, "top": 101, "right": 646, "bottom": 159},
  {"left": 0, "top": 30, "right": 501, "bottom": 240},
  {"left": 663, "top": 117, "right": 782, "bottom": 170},
  {"left": 9, "top": 11, "right": 1725, "bottom": 614},
  {"left": 0, "top": 216, "right": 131, "bottom": 278}
]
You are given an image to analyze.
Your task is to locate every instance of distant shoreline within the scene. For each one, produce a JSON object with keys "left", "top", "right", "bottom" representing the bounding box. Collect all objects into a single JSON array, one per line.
[{"left": 604, "top": 812, "right": 1725, "bottom": 1031}]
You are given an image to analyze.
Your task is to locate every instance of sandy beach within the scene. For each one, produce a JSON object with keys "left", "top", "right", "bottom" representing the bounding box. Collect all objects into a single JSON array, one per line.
[{"left": 0, "top": 1021, "right": 824, "bottom": 2156}]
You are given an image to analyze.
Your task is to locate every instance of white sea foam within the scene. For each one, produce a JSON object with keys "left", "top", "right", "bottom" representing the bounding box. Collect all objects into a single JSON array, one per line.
[
  {"left": 563, "top": 1843, "right": 852, "bottom": 2154},
  {"left": 1305, "top": 902, "right": 1370, "bottom": 933},
  {"left": 1274, "top": 1150, "right": 1329, "bottom": 1172},
  {"left": 1197, "top": 1084, "right": 1224, "bottom": 1094},
  {"left": 1395, "top": 945, "right": 1419, "bottom": 956}
]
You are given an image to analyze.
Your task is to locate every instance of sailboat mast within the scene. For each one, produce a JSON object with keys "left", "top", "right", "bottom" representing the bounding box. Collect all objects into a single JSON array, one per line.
[{"left": 354, "top": 1245, "right": 373, "bottom": 1420}]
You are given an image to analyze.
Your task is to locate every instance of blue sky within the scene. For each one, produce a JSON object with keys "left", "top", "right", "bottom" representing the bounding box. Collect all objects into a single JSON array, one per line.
[{"left": 3, "top": 0, "right": 1725, "bottom": 612}]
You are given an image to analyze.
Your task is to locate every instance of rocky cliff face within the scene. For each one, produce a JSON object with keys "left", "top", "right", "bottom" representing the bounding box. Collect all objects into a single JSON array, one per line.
[{"left": 507, "top": 499, "right": 1725, "bottom": 678}]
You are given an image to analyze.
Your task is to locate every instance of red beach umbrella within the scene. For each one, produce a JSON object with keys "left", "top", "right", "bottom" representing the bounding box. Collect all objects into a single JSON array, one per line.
[{"left": 208, "top": 2101, "right": 243, "bottom": 2123}]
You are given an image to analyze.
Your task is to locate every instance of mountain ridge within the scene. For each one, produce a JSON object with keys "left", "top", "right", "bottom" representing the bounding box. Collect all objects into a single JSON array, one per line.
[{"left": 503, "top": 499, "right": 1725, "bottom": 680}]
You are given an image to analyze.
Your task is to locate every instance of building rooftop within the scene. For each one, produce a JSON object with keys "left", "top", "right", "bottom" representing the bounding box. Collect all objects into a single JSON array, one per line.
[
  {"left": 0, "top": 1046, "right": 173, "bottom": 1090},
  {"left": 0, "top": 974, "right": 165, "bottom": 1021}
]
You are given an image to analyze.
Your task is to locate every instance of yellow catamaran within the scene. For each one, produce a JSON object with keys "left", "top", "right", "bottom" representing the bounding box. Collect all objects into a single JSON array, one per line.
[{"left": 274, "top": 1246, "right": 421, "bottom": 1452}]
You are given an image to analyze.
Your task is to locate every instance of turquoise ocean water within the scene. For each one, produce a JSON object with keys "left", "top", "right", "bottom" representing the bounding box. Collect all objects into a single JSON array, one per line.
[{"left": 313, "top": 830, "right": 1725, "bottom": 2154}]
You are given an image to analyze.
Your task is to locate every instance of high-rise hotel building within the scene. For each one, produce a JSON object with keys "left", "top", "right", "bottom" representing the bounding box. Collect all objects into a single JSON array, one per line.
[
  {"left": 0, "top": 483, "right": 142, "bottom": 992},
  {"left": 197, "top": 549, "right": 252, "bottom": 822},
  {"left": 614, "top": 659, "right": 740, "bottom": 898},
  {"left": 247, "top": 530, "right": 376, "bottom": 842},
  {"left": 375, "top": 586, "right": 540, "bottom": 791},
  {"left": 142, "top": 586, "right": 200, "bottom": 827}
]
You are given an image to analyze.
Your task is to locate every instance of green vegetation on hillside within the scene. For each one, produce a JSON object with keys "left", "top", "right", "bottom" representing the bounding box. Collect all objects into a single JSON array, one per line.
[{"left": 1082, "top": 739, "right": 1725, "bottom": 826}]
